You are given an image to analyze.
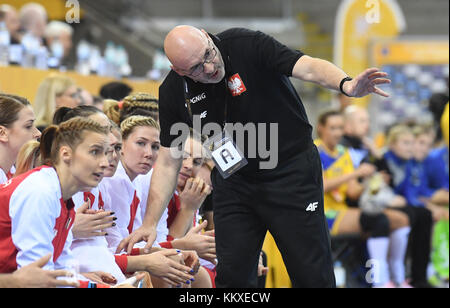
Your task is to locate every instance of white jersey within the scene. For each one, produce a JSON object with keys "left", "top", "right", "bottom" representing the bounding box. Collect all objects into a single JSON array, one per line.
[
  {"left": 0, "top": 169, "right": 8, "bottom": 185},
  {"left": 70, "top": 186, "right": 126, "bottom": 282},
  {"left": 0, "top": 166, "right": 15, "bottom": 185},
  {"left": 101, "top": 161, "right": 145, "bottom": 253},
  {"left": 134, "top": 169, "right": 170, "bottom": 247},
  {"left": 0, "top": 166, "right": 76, "bottom": 273}
]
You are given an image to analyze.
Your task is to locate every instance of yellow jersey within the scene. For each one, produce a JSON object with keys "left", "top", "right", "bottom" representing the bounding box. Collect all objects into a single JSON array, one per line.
[{"left": 315, "top": 139, "right": 355, "bottom": 212}]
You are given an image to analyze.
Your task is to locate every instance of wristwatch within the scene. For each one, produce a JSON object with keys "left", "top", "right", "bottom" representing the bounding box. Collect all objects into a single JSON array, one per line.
[{"left": 339, "top": 77, "right": 353, "bottom": 97}]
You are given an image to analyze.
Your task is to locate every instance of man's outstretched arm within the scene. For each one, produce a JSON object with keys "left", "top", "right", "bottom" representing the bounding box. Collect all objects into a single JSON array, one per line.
[{"left": 292, "top": 55, "right": 390, "bottom": 98}]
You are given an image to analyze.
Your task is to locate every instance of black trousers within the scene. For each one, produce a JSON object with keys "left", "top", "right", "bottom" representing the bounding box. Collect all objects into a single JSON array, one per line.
[
  {"left": 211, "top": 144, "right": 336, "bottom": 288},
  {"left": 392, "top": 206, "right": 433, "bottom": 284}
]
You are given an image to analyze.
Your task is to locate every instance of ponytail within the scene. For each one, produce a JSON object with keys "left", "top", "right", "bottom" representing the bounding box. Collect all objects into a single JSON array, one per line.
[
  {"left": 103, "top": 99, "right": 121, "bottom": 125},
  {"left": 53, "top": 105, "right": 105, "bottom": 125},
  {"left": 14, "top": 140, "right": 41, "bottom": 176},
  {"left": 40, "top": 125, "right": 59, "bottom": 165},
  {"left": 52, "top": 107, "right": 72, "bottom": 125},
  {"left": 40, "top": 117, "right": 109, "bottom": 165}
]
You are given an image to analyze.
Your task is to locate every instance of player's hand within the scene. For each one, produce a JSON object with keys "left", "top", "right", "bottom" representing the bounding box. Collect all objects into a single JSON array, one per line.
[{"left": 179, "top": 177, "right": 211, "bottom": 210}]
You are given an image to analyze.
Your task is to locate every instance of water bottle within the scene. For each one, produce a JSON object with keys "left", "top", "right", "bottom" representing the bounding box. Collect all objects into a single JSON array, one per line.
[
  {"left": 334, "top": 261, "right": 346, "bottom": 288},
  {"left": 116, "top": 45, "right": 131, "bottom": 77},
  {"left": 21, "top": 32, "right": 40, "bottom": 67},
  {"left": 8, "top": 44, "right": 23, "bottom": 65},
  {"left": 88, "top": 45, "right": 101, "bottom": 74},
  {"left": 75, "top": 40, "right": 91, "bottom": 75},
  {"left": 0, "top": 21, "right": 10, "bottom": 66},
  {"left": 47, "top": 38, "right": 64, "bottom": 69},
  {"left": 35, "top": 46, "right": 48, "bottom": 70},
  {"left": 104, "top": 41, "right": 117, "bottom": 77}
]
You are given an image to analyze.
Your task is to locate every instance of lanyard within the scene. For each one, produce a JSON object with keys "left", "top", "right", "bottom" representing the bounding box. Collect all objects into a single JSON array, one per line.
[{"left": 183, "top": 77, "right": 230, "bottom": 130}]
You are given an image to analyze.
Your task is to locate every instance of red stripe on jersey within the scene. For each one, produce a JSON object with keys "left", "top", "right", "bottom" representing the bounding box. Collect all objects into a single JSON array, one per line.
[
  {"left": 98, "top": 191, "right": 104, "bottom": 210},
  {"left": 127, "top": 191, "right": 140, "bottom": 234},
  {"left": 52, "top": 198, "right": 75, "bottom": 263},
  {"left": 166, "top": 194, "right": 180, "bottom": 229},
  {"left": 83, "top": 192, "right": 96, "bottom": 209}
]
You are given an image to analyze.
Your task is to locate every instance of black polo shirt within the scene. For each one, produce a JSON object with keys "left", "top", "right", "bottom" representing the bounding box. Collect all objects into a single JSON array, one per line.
[{"left": 159, "top": 28, "right": 313, "bottom": 176}]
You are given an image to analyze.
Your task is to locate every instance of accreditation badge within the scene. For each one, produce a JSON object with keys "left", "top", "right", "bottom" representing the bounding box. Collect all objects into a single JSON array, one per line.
[{"left": 204, "top": 130, "right": 247, "bottom": 179}]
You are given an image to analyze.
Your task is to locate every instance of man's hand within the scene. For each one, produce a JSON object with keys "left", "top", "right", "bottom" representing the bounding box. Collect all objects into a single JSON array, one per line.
[
  {"left": 343, "top": 68, "right": 391, "bottom": 98},
  {"left": 116, "top": 225, "right": 157, "bottom": 254}
]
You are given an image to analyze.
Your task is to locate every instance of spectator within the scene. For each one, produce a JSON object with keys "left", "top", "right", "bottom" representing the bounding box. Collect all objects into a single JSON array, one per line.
[
  {"left": 0, "top": 94, "right": 41, "bottom": 183},
  {"left": 0, "top": 4, "right": 21, "bottom": 44},
  {"left": 34, "top": 73, "right": 81, "bottom": 131},
  {"left": 342, "top": 105, "right": 383, "bottom": 163},
  {"left": 408, "top": 125, "right": 449, "bottom": 220},
  {"left": 99, "top": 81, "right": 132, "bottom": 101},
  {"left": 340, "top": 106, "right": 413, "bottom": 287},
  {"left": 424, "top": 102, "right": 449, "bottom": 192},
  {"left": 382, "top": 124, "right": 434, "bottom": 288},
  {"left": 19, "top": 2, "right": 47, "bottom": 42},
  {"left": 78, "top": 88, "right": 94, "bottom": 106},
  {"left": 315, "top": 110, "right": 411, "bottom": 288},
  {"left": 44, "top": 20, "right": 73, "bottom": 65},
  {"left": 428, "top": 93, "right": 449, "bottom": 145}
]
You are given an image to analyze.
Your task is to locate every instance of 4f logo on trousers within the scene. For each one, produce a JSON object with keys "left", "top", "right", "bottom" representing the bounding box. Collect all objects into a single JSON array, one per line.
[{"left": 306, "top": 202, "right": 318, "bottom": 212}]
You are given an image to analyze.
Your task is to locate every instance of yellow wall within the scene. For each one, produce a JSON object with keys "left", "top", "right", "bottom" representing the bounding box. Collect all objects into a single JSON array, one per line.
[
  {"left": 1, "top": 0, "right": 71, "bottom": 21},
  {"left": 0, "top": 66, "right": 160, "bottom": 103}
]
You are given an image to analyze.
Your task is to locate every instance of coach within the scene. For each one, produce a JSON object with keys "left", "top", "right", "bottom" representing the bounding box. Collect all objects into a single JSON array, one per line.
[{"left": 118, "top": 26, "right": 390, "bottom": 287}]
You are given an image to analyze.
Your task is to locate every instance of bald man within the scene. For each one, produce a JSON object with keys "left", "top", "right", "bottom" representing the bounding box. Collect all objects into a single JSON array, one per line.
[
  {"left": 342, "top": 105, "right": 383, "bottom": 163},
  {"left": 119, "top": 26, "right": 390, "bottom": 288}
]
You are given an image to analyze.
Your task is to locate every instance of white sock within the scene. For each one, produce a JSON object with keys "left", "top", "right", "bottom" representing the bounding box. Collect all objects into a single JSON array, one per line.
[
  {"left": 367, "top": 237, "right": 390, "bottom": 286},
  {"left": 389, "top": 227, "right": 411, "bottom": 284}
]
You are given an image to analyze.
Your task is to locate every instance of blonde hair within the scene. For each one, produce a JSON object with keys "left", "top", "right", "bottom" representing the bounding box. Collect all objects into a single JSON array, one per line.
[
  {"left": 103, "top": 93, "right": 159, "bottom": 125},
  {"left": 412, "top": 124, "right": 434, "bottom": 138},
  {"left": 34, "top": 73, "right": 75, "bottom": 128},
  {"left": 40, "top": 117, "right": 109, "bottom": 166},
  {"left": 102, "top": 99, "right": 120, "bottom": 124},
  {"left": 120, "top": 115, "right": 160, "bottom": 140},
  {"left": 386, "top": 125, "right": 413, "bottom": 146},
  {"left": 14, "top": 140, "right": 41, "bottom": 177}
]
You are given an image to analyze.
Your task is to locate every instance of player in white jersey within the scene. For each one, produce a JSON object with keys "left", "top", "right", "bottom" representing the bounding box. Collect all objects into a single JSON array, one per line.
[
  {"left": 101, "top": 115, "right": 199, "bottom": 286},
  {"left": 0, "top": 117, "right": 112, "bottom": 287},
  {"left": 53, "top": 107, "right": 196, "bottom": 287}
]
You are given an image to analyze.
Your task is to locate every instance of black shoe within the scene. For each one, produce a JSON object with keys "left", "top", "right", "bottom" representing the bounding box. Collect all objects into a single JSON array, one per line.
[{"left": 410, "top": 281, "right": 436, "bottom": 288}]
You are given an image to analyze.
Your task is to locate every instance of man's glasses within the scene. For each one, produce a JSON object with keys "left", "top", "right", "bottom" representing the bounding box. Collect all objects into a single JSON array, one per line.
[{"left": 187, "top": 39, "right": 217, "bottom": 77}]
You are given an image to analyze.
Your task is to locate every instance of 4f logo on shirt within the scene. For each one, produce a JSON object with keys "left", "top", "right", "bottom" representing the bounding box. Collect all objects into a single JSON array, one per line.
[
  {"left": 306, "top": 202, "right": 318, "bottom": 212},
  {"left": 228, "top": 73, "right": 247, "bottom": 96}
]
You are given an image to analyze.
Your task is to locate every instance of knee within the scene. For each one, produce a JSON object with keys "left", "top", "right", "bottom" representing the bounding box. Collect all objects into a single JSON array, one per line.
[
  {"left": 360, "top": 213, "right": 390, "bottom": 237},
  {"left": 388, "top": 211, "right": 410, "bottom": 230}
]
